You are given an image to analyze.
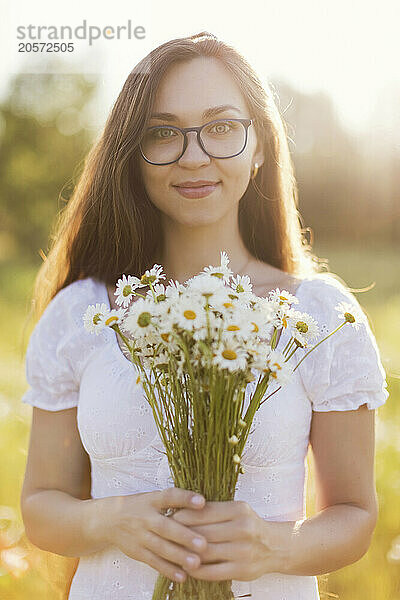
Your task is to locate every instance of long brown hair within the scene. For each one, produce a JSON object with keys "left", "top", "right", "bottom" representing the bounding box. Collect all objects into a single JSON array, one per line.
[{"left": 27, "top": 30, "right": 330, "bottom": 326}]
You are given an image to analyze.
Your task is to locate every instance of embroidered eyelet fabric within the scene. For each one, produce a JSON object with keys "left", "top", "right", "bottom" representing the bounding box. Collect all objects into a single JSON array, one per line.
[{"left": 21, "top": 274, "right": 389, "bottom": 600}]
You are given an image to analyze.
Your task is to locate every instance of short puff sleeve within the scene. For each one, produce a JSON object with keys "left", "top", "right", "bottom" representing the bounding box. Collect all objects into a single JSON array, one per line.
[
  {"left": 21, "top": 286, "right": 80, "bottom": 411},
  {"left": 296, "top": 275, "right": 389, "bottom": 412}
]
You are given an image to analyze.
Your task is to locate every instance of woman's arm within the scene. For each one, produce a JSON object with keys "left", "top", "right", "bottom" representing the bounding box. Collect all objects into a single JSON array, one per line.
[
  {"left": 21, "top": 489, "right": 114, "bottom": 557},
  {"left": 21, "top": 406, "right": 113, "bottom": 557},
  {"left": 263, "top": 403, "right": 378, "bottom": 576}
]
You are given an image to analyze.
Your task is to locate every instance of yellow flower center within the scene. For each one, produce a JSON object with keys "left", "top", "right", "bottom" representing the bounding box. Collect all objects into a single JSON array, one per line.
[
  {"left": 161, "top": 332, "right": 169, "bottom": 342},
  {"left": 141, "top": 274, "right": 156, "bottom": 285},
  {"left": 183, "top": 309, "right": 197, "bottom": 320},
  {"left": 105, "top": 315, "right": 119, "bottom": 326},
  {"left": 251, "top": 322, "right": 259, "bottom": 333},
  {"left": 296, "top": 321, "right": 308, "bottom": 333},
  {"left": 223, "top": 302, "right": 234, "bottom": 309},
  {"left": 93, "top": 312, "right": 102, "bottom": 325},
  {"left": 344, "top": 312, "right": 355, "bottom": 323},
  {"left": 222, "top": 349, "right": 237, "bottom": 360},
  {"left": 227, "top": 324, "right": 240, "bottom": 331},
  {"left": 123, "top": 285, "right": 132, "bottom": 297}
]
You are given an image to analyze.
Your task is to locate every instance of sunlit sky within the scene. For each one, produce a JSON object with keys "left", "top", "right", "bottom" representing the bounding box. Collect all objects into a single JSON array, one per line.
[{"left": 2, "top": 0, "right": 399, "bottom": 134}]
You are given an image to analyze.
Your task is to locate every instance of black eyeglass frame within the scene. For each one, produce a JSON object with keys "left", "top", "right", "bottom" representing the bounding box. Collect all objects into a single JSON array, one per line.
[{"left": 139, "top": 118, "right": 254, "bottom": 165}]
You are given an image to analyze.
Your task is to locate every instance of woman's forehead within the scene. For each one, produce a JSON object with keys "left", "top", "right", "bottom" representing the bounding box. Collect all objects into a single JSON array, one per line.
[{"left": 152, "top": 58, "right": 249, "bottom": 118}]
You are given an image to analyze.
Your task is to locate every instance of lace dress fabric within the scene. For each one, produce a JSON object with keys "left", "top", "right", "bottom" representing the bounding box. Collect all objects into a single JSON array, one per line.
[{"left": 21, "top": 274, "right": 389, "bottom": 599}]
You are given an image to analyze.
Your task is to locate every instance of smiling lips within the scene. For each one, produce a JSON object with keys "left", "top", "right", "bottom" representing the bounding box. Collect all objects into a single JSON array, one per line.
[{"left": 173, "top": 180, "right": 221, "bottom": 198}]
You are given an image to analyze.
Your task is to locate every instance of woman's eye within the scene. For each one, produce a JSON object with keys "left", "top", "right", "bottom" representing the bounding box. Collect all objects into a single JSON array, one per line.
[
  {"left": 151, "top": 127, "right": 176, "bottom": 139},
  {"left": 207, "top": 120, "right": 237, "bottom": 135},
  {"left": 211, "top": 122, "right": 229, "bottom": 134}
]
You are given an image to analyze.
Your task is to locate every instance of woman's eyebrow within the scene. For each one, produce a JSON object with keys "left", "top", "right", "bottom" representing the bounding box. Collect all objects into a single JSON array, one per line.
[{"left": 150, "top": 104, "right": 242, "bottom": 122}]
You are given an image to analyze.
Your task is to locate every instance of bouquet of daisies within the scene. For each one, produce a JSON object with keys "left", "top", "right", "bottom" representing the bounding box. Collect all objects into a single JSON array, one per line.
[{"left": 83, "top": 251, "right": 360, "bottom": 600}]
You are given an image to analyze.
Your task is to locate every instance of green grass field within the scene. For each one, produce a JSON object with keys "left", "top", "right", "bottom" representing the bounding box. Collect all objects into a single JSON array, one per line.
[{"left": 0, "top": 241, "right": 399, "bottom": 599}]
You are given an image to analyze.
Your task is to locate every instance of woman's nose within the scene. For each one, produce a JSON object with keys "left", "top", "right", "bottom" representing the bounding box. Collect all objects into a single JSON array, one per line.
[{"left": 178, "top": 131, "right": 210, "bottom": 166}]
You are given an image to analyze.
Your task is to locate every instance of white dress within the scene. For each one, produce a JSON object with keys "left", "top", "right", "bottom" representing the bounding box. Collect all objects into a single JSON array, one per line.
[{"left": 21, "top": 274, "right": 389, "bottom": 600}]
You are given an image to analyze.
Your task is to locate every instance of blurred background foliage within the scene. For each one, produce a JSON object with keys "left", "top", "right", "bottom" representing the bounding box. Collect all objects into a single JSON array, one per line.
[{"left": 0, "top": 68, "right": 399, "bottom": 599}]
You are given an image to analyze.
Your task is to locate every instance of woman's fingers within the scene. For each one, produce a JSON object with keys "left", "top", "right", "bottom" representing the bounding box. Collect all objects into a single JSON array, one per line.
[
  {"left": 151, "top": 513, "right": 207, "bottom": 553},
  {"left": 184, "top": 560, "right": 238, "bottom": 582},
  {"left": 190, "top": 520, "right": 238, "bottom": 543},
  {"left": 172, "top": 499, "right": 247, "bottom": 526},
  {"left": 143, "top": 529, "right": 201, "bottom": 571},
  {"left": 139, "top": 546, "right": 188, "bottom": 583}
]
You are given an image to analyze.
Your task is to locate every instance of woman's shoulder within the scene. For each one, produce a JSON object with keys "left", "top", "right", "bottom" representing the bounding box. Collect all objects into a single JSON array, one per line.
[
  {"left": 21, "top": 277, "right": 106, "bottom": 411},
  {"left": 39, "top": 276, "right": 106, "bottom": 328},
  {"left": 27, "top": 276, "right": 109, "bottom": 357},
  {"left": 295, "top": 272, "right": 362, "bottom": 315}
]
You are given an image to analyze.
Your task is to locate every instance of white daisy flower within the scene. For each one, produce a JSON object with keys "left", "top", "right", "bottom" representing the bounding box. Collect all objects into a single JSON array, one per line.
[
  {"left": 271, "top": 305, "right": 296, "bottom": 330},
  {"left": 248, "top": 298, "right": 276, "bottom": 334},
  {"left": 186, "top": 273, "right": 225, "bottom": 298},
  {"left": 228, "top": 274, "right": 253, "bottom": 304},
  {"left": 208, "top": 286, "right": 241, "bottom": 312},
  {"left": 146, "top": 282, "right": 167, "bottom": 303},
  {"left": 165, "top": 279, "right": 186, "bottom": 299},
  {"left": 287, "top": 310, "right": 320, "bottom": 347},
  {"left": 335, "top": 301, "right": 364, "bottom": 330},
  {"left": 172, "top": 296, "right": 206, "bottom": 332},
  {"left": 212, "top": 339, "right": 248, "bottom": 373},
  {"left": 222, "top": 309, "right": 255, "bottom": 341},
  {"left": 249, "top": 341, "right": 273, "bottom": 371},
  {"left": 150, "top": 302, "right": 179, "bottom": 347},
  {"left": 114, "top": 274, "right": 143, "bottom": 308},
  {"left": 269, "top": 288, "right": 299, "bottom": 307},
  {"left": 266, "top": 349, "right": 293, "bottom": 386},
  {"left": 82, "top": 303, "right": 109, "bottom": 335},
  {"left": 202, "top": 250, "right": 233, "bottom": 284},
  {"left": 141, "top": 263, "right": 166, "bottom": 286},
  {"left": 97, "top": 307, "right": 127, "bottom": 329},
  {"left": 122, "top": 297, "right": 156, "bottom": 339}
]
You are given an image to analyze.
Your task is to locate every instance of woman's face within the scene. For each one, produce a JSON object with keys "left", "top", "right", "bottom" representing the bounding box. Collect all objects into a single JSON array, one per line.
[{"left": 139, "top": 57, "right": 264, "bottom": 227}]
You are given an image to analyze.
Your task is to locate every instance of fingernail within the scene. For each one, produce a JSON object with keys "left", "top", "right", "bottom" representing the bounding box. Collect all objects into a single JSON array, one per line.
[
  {"left": 191, "top": 495, "right": 204, "bottom": 506},
  {"left": 193, "top": 537, "right": 204, "bottom": 548}
]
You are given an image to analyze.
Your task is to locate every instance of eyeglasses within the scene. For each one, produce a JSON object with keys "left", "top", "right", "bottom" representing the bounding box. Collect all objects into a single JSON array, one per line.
[{"left": 139, "top": 118, "right": 253, "bottom": 165}]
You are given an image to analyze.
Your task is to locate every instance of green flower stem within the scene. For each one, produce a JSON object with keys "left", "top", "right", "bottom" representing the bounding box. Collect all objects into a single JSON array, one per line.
[
  {"left": 270, "top": 327, "right": 278, "bottom": 350},
  {"left": 148, "top": 281, "right": 158, "bottom": 302},
  {"left": 282, "top": 336, "right": 294, "bottom": 356},
  {"left": 111, "top": 324, "right": 133, "bottom": 353},
  {"left": 292, "top": 321, "right": 347, "bottom": 373}
]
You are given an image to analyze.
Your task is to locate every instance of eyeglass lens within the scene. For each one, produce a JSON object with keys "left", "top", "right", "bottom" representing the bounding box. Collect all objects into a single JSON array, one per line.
[{"left": 140, "top": 119, "right": 247, "bottom": 164}]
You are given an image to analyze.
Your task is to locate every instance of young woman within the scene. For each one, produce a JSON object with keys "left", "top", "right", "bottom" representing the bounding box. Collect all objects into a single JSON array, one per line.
[{"left": 20, "top": 31, "right": 389, "bottom": 600}]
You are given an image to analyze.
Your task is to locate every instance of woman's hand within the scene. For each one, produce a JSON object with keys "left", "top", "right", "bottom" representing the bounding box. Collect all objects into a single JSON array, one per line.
[
  {"left": 91, "top": 487, "right": 209, "bottom": 583},
  {"left": 170, "top": 499, "right": 291, "bottom": 582}
]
